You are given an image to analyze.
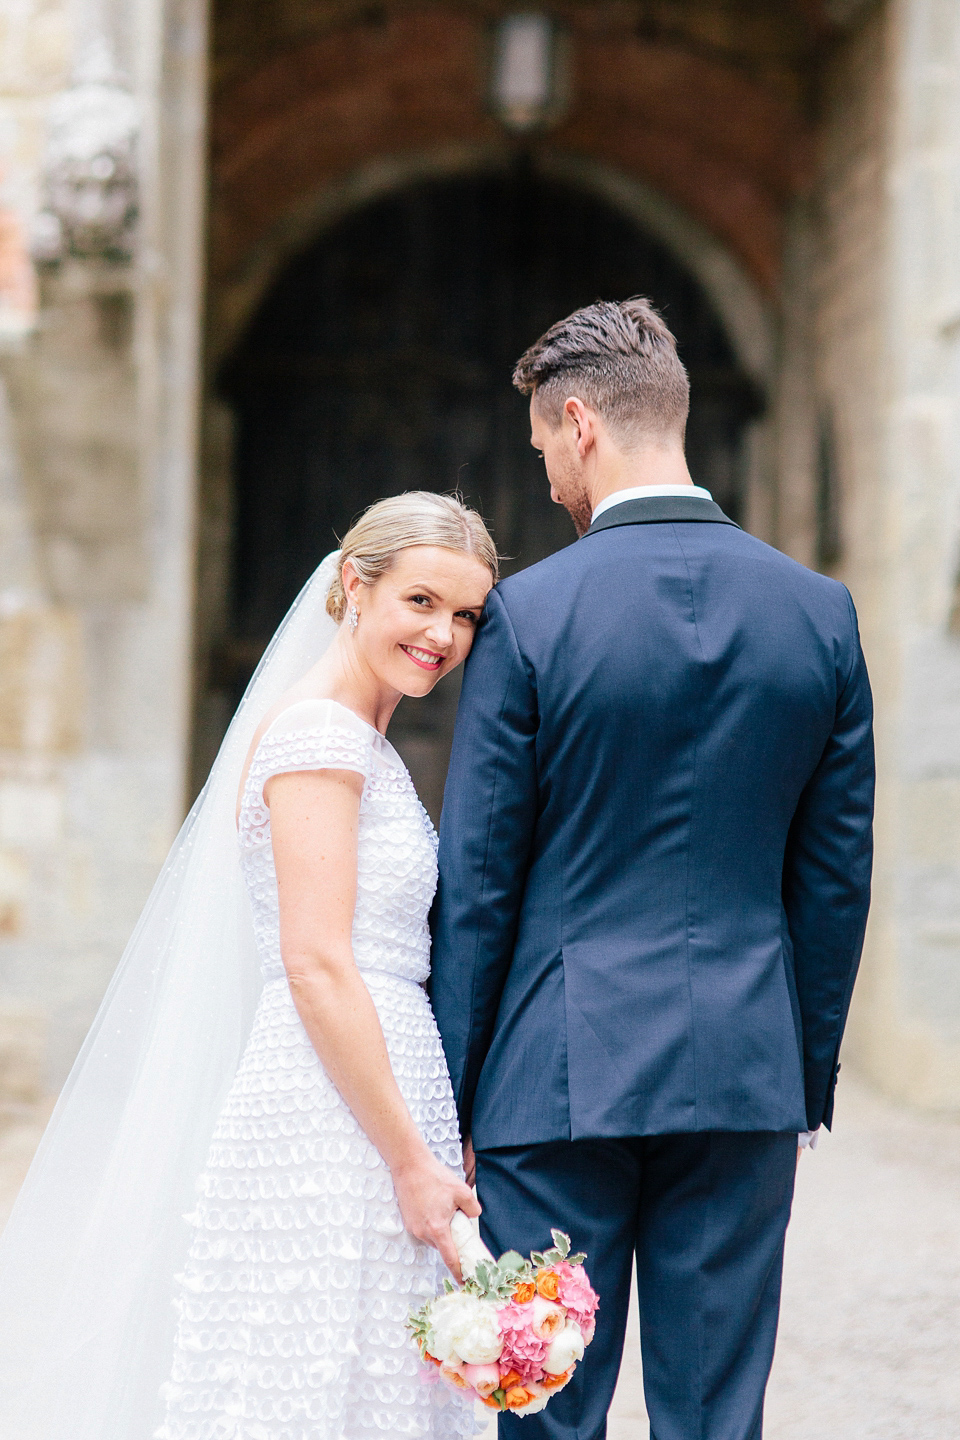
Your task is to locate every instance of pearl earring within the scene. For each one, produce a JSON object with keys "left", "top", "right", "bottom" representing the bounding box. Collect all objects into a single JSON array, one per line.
[{"left": 347, "top": 603, "right": 359, "bottom": 632}]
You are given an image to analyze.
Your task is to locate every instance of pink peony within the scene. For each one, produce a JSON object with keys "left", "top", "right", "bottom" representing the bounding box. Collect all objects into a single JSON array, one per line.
[
  {"left": 555, "top": 1262, "right": 600, "bottom": 1335},
  {"left": 462, "top": 1362, "right": 501, "bottom": 1398},
  {"left": 495, "top": 1300, "right": 549, "bottom": 1383},
  {"left": 439, "top": 1357, "right": 471, "bottom": 1390}
]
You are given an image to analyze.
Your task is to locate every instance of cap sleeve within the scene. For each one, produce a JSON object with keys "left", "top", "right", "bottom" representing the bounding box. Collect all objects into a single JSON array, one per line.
[{"left": 243, "top": 700, "right": 375, "bottom": 829}]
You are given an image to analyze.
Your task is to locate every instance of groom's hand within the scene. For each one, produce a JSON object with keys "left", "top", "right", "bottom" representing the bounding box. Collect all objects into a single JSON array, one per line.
[{"left": 462, "top": 1135, "right": 476, "bottom": 1187}]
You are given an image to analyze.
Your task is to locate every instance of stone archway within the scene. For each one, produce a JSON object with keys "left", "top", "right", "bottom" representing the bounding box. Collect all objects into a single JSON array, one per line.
[{"left": 203, "top": 165, "right": 761, "bottom": 815}]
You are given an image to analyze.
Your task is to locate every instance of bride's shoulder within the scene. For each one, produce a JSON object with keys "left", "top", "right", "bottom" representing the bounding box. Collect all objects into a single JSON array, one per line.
[
  {"left": 237, "top": 698, "right": 377, "bottom": 818},
  {"left": 260, "top": 696, "right": 374, "bottom": 743}
]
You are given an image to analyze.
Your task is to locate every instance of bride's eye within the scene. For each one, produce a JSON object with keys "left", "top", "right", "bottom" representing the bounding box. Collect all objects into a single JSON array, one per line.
[
  {"left": 455, "top": 610, "right": 479, "bottom": 623},
  {"left": 409, "top": 594, "right": 431, "bottom": 607}
]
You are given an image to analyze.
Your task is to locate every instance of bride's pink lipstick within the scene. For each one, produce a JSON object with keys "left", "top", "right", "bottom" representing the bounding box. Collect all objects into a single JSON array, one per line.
[{"left": 400, "top": 644, "right": 444, "bottom": 671}]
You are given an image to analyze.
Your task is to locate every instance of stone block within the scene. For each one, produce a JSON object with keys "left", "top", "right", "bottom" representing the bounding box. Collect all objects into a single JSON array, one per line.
[
  {"left": 0, "top": 1003, "right": 44, "bottom": 1105},
  {"left": 0, "top": 848, "right": 27, "bottom": 934},
  {"left": 0, "top": 604, "right": 83, "bottom": 752},
  {"left": 0, "top": 778, "right": 63, "bottom": 848}
]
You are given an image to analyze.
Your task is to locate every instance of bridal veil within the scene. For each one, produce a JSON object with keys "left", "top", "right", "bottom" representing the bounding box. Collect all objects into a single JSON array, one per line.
[{"left": 0, "top": 551, "right": 342, "bottom": 1440}]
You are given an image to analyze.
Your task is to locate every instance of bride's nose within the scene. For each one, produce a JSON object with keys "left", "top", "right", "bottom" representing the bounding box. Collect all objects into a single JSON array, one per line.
[{"left": 423, "top": 614, "right": 454, "bottom": 649}]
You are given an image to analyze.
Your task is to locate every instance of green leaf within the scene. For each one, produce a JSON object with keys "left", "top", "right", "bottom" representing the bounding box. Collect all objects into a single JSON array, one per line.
[
  {"left": 530, "top": 1250, "right": 546, "bottom": 1268},
  {"left": 498, "top": 1249, "right": 525, "bottom": 1272},
  {"left": 543, "top": 1248, "right": 562, "bottom": 1265},
  {"left": 492, "top": 1388, "right": 506, "bottom": 1410},
  {"left": 551, "top": 1229, "right": 571, "bottom": 1257},
  {"left": 568, "top": 1252, "right": 587, "bottom": 1267},
  {"left": 443, "top": 1277, "right": 455, "bottom": 1293}
]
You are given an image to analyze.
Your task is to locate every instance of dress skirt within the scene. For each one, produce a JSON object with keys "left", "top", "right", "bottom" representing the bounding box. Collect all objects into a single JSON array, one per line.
[{"left": 156, "top": 970, "right": 479, "bottom": 1440}]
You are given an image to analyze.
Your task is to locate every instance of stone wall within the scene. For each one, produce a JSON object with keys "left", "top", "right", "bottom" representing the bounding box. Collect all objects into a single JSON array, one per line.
[
  {"left": 0, "top": 0, "right": 208, "bottom": 1088},
  {"left": 812, "top": 0, "right": 960, "bottom": 1107}
]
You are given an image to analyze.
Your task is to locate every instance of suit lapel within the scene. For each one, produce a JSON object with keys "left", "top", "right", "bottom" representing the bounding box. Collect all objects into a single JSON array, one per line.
[{"left": 584, "top": 495, "right": 740, "bottom": 536}]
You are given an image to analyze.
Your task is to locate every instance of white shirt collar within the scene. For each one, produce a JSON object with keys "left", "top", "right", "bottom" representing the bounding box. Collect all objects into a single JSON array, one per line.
[{"left": 591, "top": 484, "right": 713, "bottom": 523}]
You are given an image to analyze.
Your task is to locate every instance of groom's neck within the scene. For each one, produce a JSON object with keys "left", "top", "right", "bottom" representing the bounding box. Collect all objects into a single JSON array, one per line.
[{"left": 587, "top": 438, "right": 694, "bottom": 514}]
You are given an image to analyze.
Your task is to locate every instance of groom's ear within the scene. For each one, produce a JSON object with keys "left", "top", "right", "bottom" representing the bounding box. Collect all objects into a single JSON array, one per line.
[{"left": 563, "top": 396, "right": 596, "bottom": 459}]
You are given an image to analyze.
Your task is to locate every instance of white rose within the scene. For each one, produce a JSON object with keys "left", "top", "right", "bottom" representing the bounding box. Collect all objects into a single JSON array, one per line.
[
  {"left": 530, "top": 1294, "right": 565, "bottom": 1339},
  {"left": 543, "top": 1320, "right": 586, "bottom": 1375},
  {"left": 426, "top": 1293, "right": 503, "bottom": 1366}
]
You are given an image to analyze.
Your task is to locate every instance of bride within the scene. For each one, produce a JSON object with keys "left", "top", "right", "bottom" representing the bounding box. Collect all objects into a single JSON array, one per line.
[{"left": 0, "top": 492, "right": 497, "bottom": 1440}]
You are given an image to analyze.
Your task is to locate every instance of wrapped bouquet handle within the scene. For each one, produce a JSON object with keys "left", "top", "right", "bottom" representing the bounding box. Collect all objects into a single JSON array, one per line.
[
  {"left": 450, "top": 1210, "right": 494, "bottom": 1278},
  {"left": 410, "top": 1226, "right": 600, "bottom": 1416}
]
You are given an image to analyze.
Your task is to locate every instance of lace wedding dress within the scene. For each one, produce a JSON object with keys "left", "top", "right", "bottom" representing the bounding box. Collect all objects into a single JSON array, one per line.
[{"left": 156, "top": 698, "right": 478, "bottom": 1440}]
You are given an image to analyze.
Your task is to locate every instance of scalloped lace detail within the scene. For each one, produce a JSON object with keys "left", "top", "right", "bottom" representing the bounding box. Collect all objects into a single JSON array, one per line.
[{"left": 157, "top": 715, "right": 475, "bottom": 1439}]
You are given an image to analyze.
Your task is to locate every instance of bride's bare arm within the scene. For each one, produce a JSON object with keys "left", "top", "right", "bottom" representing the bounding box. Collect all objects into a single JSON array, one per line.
[{"left": 267, "top": 766, "right": 479, "bottom": 1280}]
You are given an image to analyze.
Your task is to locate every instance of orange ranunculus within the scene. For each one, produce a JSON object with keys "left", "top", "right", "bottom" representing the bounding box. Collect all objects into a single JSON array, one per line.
[
  {"left": 513, "top": 1280, "right": 536, "bottom": 1304},
  {"left": 482, "top": 1393, "right": 503, "bottom": 1410},
  {"left": 541, "top": 1367, "right": 573, "bottom": 1391},
  {"left": 505, "top": 1385, "right": 538, "bottom": 1409},
  {"left": 536, "top": 1269, "right": 561, "bottom": 1301},
  {"left": 498, "top": 1369, "right": 523, "bottom": 1391}
]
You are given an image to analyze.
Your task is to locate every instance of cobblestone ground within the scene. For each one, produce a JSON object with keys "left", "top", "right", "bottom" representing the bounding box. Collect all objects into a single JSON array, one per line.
[{"left": 2, "top": 1073, "right": 958, "bottom": 1438}]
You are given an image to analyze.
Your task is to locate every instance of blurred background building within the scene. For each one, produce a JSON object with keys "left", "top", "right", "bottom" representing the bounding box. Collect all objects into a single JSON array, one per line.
[{"left": 0, "top": 0, "right": 958, "bottom": 1123}]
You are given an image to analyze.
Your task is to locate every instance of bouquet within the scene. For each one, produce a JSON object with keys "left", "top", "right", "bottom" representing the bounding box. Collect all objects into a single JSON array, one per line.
[{"left": 409, "top": 1213, "right": 599, "bottom": 1416}]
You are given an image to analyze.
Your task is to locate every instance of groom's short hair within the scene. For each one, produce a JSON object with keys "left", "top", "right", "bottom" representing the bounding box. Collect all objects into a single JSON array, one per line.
[{"left": 512, "top": 296, "right": 690, "bottom": 447}]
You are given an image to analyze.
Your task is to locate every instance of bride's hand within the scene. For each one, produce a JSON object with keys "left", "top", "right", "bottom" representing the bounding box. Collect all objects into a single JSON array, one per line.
[{"left": 392, "top": 1149, "right": 481, "bottom": 1283}]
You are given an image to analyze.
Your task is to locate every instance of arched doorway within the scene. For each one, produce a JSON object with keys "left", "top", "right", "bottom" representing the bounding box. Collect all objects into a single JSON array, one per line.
[{"left": 217, "top": 168, "right": 762, "bottom": 815}]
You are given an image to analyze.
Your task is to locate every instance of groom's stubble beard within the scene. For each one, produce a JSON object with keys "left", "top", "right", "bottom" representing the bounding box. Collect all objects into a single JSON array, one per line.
[
  {"left": 550, "top": 452, "right": 594, "bottom": 538},
  {"left": 563, "top": 488, "right": 594, "bottom": 538}
]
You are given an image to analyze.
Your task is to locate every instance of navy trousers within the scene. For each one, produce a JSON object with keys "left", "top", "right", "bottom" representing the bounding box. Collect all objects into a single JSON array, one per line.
[{"left": 475, "top": 1132, "right": 797, "bottom": 1440}]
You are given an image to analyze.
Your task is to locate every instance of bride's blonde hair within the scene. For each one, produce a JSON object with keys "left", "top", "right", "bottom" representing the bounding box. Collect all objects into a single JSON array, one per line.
[{"left": 326, "top": 492, "right": 499, "bottom": 622}]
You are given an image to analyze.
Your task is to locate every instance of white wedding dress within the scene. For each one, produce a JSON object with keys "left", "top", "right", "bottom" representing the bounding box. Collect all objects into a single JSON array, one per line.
[{"left": 156, "top": 698, "right": 478, "bottom": 1440}]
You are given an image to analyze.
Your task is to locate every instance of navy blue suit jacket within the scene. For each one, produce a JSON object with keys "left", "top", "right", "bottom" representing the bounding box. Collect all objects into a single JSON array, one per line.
[{"left": 430, "top": 495, "right": 874, "bottom": 1147}]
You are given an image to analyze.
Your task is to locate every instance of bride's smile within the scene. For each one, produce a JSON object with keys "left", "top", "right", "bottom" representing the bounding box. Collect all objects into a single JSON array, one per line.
[{"left": 401, "top": 643, "right": 444, "bottom": 671}]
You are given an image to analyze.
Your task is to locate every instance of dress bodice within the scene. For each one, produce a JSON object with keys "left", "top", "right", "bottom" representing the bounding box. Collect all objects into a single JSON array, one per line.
[{"left": 238, "top": 698, "right": 438, "bottom": 984}]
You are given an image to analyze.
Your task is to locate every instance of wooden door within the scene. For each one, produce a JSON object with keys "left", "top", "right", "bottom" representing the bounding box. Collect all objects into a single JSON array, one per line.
[{"left": 221, "top": 169, "right": 761, "bottom": 816}]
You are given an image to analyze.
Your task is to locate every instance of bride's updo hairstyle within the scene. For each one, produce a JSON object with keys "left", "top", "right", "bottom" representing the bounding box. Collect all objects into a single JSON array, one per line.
[{"left": 326, "top": 491, "right": 498, "bottom": 622}]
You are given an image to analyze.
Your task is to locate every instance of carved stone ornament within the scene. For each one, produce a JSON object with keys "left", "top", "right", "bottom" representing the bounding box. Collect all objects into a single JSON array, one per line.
[{"left": 32, "top": 51, "right": 139, "bottom": 264}]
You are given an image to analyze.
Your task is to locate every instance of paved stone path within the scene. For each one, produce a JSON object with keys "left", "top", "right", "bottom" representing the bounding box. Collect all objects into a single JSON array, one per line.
[{"left": 3, "top": 1072, "right": 958, "bottom": 1437}]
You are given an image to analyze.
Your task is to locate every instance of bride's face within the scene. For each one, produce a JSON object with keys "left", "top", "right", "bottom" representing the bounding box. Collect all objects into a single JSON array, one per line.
[{"left": 344, "top": 545, "right": 493, "bottom": 697}]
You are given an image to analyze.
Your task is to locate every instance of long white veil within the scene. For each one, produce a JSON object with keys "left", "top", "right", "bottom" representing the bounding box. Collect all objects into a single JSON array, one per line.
[{"left": 0, "top": 551, "right": 342, "bottom": 1440}]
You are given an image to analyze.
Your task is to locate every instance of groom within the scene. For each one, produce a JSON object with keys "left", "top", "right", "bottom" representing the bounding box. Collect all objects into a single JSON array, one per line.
[{"left": 430, "top": 297, "right": 874, "bottom": 1439}]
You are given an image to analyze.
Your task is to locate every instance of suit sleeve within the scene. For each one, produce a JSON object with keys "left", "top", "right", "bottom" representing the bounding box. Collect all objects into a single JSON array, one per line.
[
  {"left": 429, "top": 587, "right": 539, "bottom": 1139},
  {"left": 782, "top": 586, "right": 875, "bottom": 1130}
]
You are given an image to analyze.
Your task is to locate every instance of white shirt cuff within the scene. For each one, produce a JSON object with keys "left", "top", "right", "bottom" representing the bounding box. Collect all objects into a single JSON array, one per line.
[{"left": 797, "top": 1128, "right": 820, "bottom": 1149}]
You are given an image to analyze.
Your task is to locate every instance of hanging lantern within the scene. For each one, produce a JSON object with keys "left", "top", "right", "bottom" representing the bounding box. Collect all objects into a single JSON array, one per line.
[{"left": 490, "top": 13, "right": 568, "bottom": 134}]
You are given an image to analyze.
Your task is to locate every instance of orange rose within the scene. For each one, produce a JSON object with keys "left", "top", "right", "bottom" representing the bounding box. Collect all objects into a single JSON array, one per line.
[
  {"left": 505, "top": 1384, "right": 539, "bottom": 1409},
  {"left": 513, "top": 1280, "right": 536, "bottom": 1304},
  {"left": 481, "top": 1394, "right": 503, "bottom": 1410},
  {"left": 498, "top": 1369, "right": 523, "bottom": 1391},
  {"left": 536, "top": 1269, "right": 561, "bottom": 1301},
  {"left": 542, "top": 1367, "right": 573, "bottom": 1391}
]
